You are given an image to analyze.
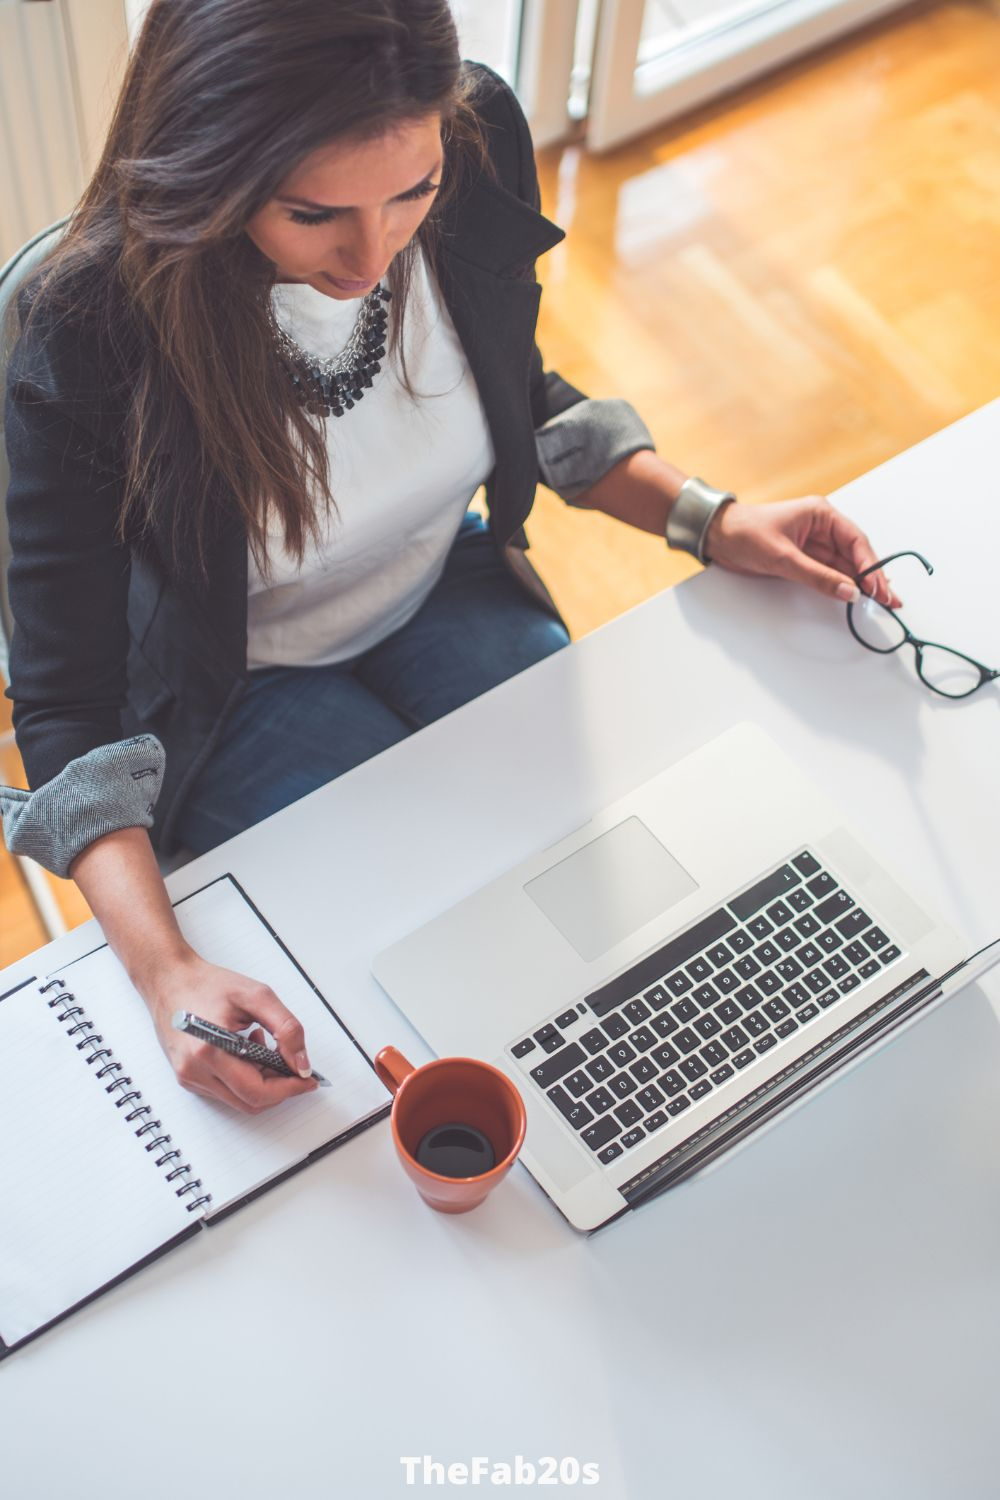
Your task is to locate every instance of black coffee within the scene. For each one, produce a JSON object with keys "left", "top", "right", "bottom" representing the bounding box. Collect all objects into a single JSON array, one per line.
[{"left": 415, "top": 1122, "right": 496, "bottom": 1178}]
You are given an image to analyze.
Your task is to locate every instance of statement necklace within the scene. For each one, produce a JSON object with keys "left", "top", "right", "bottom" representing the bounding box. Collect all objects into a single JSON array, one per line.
[{"left": 271, "top": 282, "right": 391, "bottom": 418}]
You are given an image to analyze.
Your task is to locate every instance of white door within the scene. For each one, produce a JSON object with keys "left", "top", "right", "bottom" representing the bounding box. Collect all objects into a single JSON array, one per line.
[{"left": 586, "top": 0, "right": 913, "bottom": 151}]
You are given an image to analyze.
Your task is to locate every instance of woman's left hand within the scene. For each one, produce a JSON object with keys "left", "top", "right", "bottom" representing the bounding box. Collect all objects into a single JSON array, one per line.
[{"left": 704, "top": 496, "right": 902, "bottom": 609}]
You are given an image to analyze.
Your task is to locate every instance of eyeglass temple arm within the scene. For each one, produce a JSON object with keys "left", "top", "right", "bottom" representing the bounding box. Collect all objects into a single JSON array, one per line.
[{"left": 854, "top": 549, "right": 933, "bottom": 584}]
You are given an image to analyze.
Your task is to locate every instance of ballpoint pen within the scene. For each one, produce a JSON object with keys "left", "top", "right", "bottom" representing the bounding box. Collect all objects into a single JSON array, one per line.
[{"left": 172, "top": 1011, "right": 331, "bottom": 1085}]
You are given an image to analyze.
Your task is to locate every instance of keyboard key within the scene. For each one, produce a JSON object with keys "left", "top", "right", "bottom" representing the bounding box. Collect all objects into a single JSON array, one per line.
[
  {"left": 693, "top": 983, "right": 720, "bottom": 1008},
  {"left": 534, "top": 1024, "right": 565, "bottom": 1054},
  {"left": 743, "top": 1010, "right": 768, "bottom": 1037},
  {"left": 598, "top": 1143, "right": 623, "bottom": 1164},
  {"left": 601, "top": 1013, "right": 629, "bottom": 1040},
  {"left": 817, "top": 928, "right": 843, "bottom": 953},
  {"left": 837, "top": 909, "right": 871, "bottom": 939},
  {"left": 864, "top": 927, "right": 889, "bottom": 952},
  {"left": 623, "top": 998, "right": 652, "bottom": 1024},
  {"left": 732, "top": 1048, "right": 755, "bottom": 1070},
  {"left": 608, "top": 1041, "right": 636, "bottom": 1067},
  {"left": 757, "top": 971, "right": 782, "bottom": 995},
  {"left": 652, "top": 1013, "right": 679, "bottom": 1039},
  {"left": 586, "top": 1055, "right": 614, "bottom": 1082},
  {"left": 775, "top": 957, "right": 803, "bottom": 981},
  {"left": 754, "top": 940, "right": 780, "bottom": 966},
  {"left": 586, "top": 907, "right": 738, "bottom": 1017},
  {"left": 609, "top": 1072, "right": 638, "bottom": 1099},
  {"left": 775, "top": 926, "right": 801, "bottom": 953},
  {"left": 644, "top": 1110, "right": 668, "bottom": 1132},
  {"left": 733, "top": 955, "right": 761, "bottom": 980},
  {"left": 721, "top": 1025, "right": 749, "bottom": 1051},
  {"left": 556, "top": 1009, "right": 578, "bottom": 1029},
  {"left": 764, "top": 997, "right": 790, "bottom": 1022},
  {"left": 816, "top": 891, "right": 853, "bottom": 923},
  {"left": 715, "top": 998, "right": 742, "bottom": 1024},
  {"left": 580, "top": 1028, "right": 607, "bottom": 1056},
  {"left": 585, "top": 1085, "right": 615, "bottom": 1114},
  {"left": 844, "top": 940, "right": 868, "bottom": 965},
  {"left": 859, "top": 959, "right": 880, "bottom": 979},
  {"left": 644, "top": 983, "right": 670, "bottom": 1010},
  {"left": 637, "top": 1084, "right": 665, "bottom": 1112},
  {"left": 511, "top": 1038, "right": 535, "bottom": 1059},
  {"left": 582, "top": 1117, "right": 621, "bottom": 1151},
  {"left": 787, "top": 888, "right": 813, "bottom": 913},
  {"left": 651, "top": 1042, "right": 680, "bottom": 1070},
  {"left": 530, "top": 1043, "right": 586, "bottom": 1088},
  {"left": 817, "top": 989, "right": 840, "bottom": 1009},
  {"left": 660, "top": 1069, "right": 686, "bottom": 1097},
  {"left": 766, "top": 899, "right": 794, "bottom": 925},
  {"left": 793, "top": 851, "right": 821, "bottom": 877},
  {"left": 880, "top": 945, "right": 902, "bottom": 965},
  {"left": 547, "top": 1086, "right": 594, "bottom": 1130},
  {"left": 614, "top": 1099, "right": 642, "bottom": 1127},
  {"left": 775, "top": 1018, "right": 798, "bottom": 1038},
  {"left": 629, "top": 1025, "right": 656, "bottom": 1052},
  {"left": 734, "top": 984, "right": 762, "bottom": 1011},
  {"left": 784, "top": 981, "right": 809, "bottom": 1007},
  {"left": 798, "top": 942, "right": 823, "bottom": 967},
  {"left": 803, "top": 968, "right": 829, "bottom": 996},
  {"left": 714, "top": 969, "right": 740, "bottom": 994},
  {"left": 708, "top": 943, "right": 734, "bottom": 966},
  {"left": 671, "top": 997, "right": 699, "bottom": 1023},
  {"left": 794, "top": 913, "right": 821, "bottom": 938},
  {"left": 701, "top": 1039, "right": 728, "bottom": 1068},
  {"left": 694, "top": 1012, "right": 722, "bottom": 1040},
  {"left": 710, "top": 1064, "right": 734, "bottom": 1085},
  {"left": 729, "top": 863, "right": 801, "bottom": 921},
  {"left": 629, "top": 1057, "right": 657, "bottom": 1083},
  {"left": 690, "top": 1080, "right": 712, "bottom": 1100},
  {"left": 807, "top": 871, "right": 837, "bottom": 897},
  {"left": 838, "top": 974, "right": 860, "bottom": 993},
  {"left": 666, "top": 1096, "right": 691, "bottom": 1116},
  {"left": 754, "top": 1034, "right": 777, "bottom": 1054},
  {"left": 795, "top": 1003, "right": 819, "bottom": 1023},
  {"left": 621, "top": 1128, "right": 646, "bottom": 1149},
  {"left": 680, "top": 1056, "right": 707, "bottom": 1082},
  {"left": 748, "top": 915, "right": 774, "bottom": 939},
  {"left": 674, "top": 1027, "right": 700, "bottom": 1055},
  {"left": 665, "top": 971, "right": 693, "bottom": 997},
  {"left": 686, "top": 956, "right": 712, "bottom": 982},
  {"left": 564, "top": 1070, "right": 591, "bottom": 1099},
  {"left": 729, "top": 929, "right": 754, "bottom": 953},
  {"left": 824, "top": 954, "right": 849, "bottom": 979}
]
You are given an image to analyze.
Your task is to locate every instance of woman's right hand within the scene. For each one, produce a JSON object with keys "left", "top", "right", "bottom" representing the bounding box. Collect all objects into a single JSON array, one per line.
[{"left": 142, "top": 951, "right": 318, "bottom": 1113}]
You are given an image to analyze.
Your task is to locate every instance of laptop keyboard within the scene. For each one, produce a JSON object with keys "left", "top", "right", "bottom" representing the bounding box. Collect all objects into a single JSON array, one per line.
[{"left": 508, "top": 850, "right": 905, "bottom": 1167}]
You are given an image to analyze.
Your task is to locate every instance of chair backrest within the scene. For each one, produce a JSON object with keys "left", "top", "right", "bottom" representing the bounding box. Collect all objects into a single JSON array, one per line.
[{"left": 0, "top": 218, "right": 69, "bottom": 685}]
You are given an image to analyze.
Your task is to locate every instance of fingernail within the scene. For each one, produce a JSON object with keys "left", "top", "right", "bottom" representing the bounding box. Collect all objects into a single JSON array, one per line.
[
  {"left": 296, "top": 1051, "right": 312, "bottom": 1079},
  {"left": 836, "top": 582, "right": 860, "bottom": 603}
]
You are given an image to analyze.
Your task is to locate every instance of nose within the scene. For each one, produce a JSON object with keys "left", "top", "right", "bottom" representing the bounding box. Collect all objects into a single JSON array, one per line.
[{"left": 338, "top": 211, "right": 390, "bottom": 283}]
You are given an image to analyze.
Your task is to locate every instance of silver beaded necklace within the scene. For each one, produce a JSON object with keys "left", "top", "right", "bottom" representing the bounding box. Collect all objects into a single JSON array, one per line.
[{"left": 270, "top": 282, "right": 392, "bottom": 419}]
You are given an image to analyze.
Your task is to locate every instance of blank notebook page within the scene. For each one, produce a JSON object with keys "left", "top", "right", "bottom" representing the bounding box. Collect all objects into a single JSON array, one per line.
[
  {"left": 54, "top": 876, "right": 389, "bottom": 1214},
  {"left": 0, "top": 981, "right": 192, "bottom": 1349}
]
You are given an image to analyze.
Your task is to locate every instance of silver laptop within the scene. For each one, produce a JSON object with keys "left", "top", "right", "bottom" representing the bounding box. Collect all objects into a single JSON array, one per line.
[{"left": 372, "top": 723, "right": 999, "bottom": 1231}]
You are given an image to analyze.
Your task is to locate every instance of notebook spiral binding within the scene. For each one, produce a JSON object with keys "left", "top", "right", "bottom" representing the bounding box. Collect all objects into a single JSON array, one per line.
[{"left": 41, "top": 977, "right": 212, "bottom": 1213}]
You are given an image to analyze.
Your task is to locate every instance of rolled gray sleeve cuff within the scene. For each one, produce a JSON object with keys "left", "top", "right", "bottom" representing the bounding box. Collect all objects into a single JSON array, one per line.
[
  {"left": 535, "top": 398, "right": 655, "bottom": 502},
  {"left": 0, "top": 734, "right": 165, "bottom": 878}
]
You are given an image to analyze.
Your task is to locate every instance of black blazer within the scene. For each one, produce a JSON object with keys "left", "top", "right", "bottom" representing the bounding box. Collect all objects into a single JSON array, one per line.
[{"left": 4, "top": 67, "right": 586, "bottom": 854}]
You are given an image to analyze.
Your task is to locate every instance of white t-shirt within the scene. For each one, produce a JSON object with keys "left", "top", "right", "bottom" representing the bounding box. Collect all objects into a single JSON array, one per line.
[{"left": 246, "top": 249, "right": 495, "bottom": 669}]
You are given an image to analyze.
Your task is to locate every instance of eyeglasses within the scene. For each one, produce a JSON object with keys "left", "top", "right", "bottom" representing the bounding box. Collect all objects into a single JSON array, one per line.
[{"left": 847, "top": 550, "right": 1000, "bottom": 699}]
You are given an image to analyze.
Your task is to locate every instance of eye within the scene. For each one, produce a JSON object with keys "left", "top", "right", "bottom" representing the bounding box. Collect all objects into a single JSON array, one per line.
[{"left": 286, "top": 179, "right": 440, "bottom": 227}]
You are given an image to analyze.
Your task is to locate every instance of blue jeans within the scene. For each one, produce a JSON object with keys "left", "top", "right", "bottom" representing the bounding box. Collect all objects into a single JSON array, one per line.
[{"left": 175, "top": 514, "right": 569, "bottom": 853}]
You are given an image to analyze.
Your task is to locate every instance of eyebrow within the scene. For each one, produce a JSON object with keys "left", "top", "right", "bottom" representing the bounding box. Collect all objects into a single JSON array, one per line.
[{"left": 276, "top": 162, "right": 444, "bottom": 212}]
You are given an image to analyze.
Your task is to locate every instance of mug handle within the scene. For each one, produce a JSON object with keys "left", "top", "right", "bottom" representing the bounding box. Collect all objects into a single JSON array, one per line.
[{"left": 374, "top": 1045, "right": 415, "bottom": 1096}]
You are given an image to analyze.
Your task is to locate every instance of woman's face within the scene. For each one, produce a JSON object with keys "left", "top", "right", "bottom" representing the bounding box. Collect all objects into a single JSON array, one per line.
[{"left": 246, "top": 114, "right": 444, "bottom": 299}]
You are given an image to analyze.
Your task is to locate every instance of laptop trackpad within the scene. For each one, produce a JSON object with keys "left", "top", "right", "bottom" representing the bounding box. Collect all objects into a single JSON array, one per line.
[{"left": 524, "top": 816, "right": 698, "bottom": 964}]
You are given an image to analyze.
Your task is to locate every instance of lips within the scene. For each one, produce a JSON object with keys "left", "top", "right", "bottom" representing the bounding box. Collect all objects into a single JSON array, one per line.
[{"left": 323, "top": 271, "right": 376, "bottom": 292}]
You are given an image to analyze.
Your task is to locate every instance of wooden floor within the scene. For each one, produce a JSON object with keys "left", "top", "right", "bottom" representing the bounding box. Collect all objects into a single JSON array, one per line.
[{"left": 3, "top": 0, "right": 999, "bottom": 963}]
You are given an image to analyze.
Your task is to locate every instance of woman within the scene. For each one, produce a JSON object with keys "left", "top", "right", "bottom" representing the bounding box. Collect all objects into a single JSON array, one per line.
[{"left": 1, "top": 0, "right": 895, "bottom": 1113}]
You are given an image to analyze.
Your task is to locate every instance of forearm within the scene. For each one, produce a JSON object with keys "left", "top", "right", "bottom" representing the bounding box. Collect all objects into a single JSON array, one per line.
[
  {"left": 570, "top": 450, "right": 689, "bottom": 536},
  {"left": 69, "top": 827, "right": 195, "bottom": 996}
]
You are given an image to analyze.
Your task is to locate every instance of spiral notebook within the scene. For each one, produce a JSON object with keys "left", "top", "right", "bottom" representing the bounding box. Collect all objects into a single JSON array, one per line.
[{"left": 0, "top": 873, "right": 390, "bottom": 1360}]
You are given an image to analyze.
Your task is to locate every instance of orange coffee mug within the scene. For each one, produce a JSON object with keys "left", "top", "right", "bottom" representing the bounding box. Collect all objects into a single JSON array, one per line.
[{"left": 374, "top": 1046, "right": 526, "bottom": 1213}]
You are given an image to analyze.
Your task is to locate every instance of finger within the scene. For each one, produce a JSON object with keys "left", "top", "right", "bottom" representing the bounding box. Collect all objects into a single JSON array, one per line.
[
  {"left": 825, "top": 511, "right": 902, "bottom": 607},
  {"left": 238, "top": 986, "right": 312, "bottom": 1079},
  {"left": 212, "top": 1049, "right": 316, "bottom": 1110},
  {"left": 771, "top": 543, "right": 859, "bottom": 602}
]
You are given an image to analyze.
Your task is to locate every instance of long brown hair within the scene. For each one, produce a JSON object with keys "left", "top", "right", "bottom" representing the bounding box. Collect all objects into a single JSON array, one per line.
[{"left": 12, "top": 0, "right": 488, "bottom": 585}]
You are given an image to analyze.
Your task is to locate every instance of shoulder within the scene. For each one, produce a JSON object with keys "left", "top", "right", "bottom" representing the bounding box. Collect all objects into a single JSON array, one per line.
[{"left": 460, "top": 60, "right": 536, "bottom": 199}]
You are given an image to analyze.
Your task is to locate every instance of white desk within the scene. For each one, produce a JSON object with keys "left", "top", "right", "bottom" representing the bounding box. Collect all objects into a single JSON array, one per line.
[{"left": 4, "top": 403, "right": 1000, "bottom": 1500}]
